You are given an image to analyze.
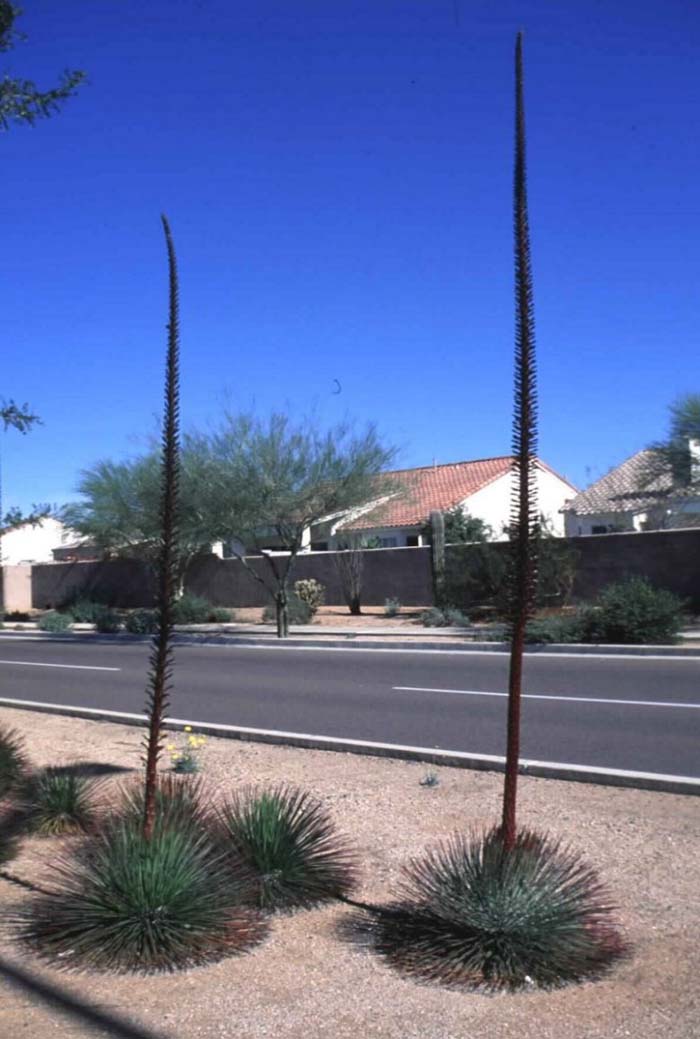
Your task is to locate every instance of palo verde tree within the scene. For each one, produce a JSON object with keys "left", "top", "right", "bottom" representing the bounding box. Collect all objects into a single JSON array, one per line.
[
  {"left": 142, "top": 214, "right": 181, "bottom": 841},
  {"left": 205, "top": 413, "right": 396, "bottom": 637},
  {"left": 1, "top": 2, "right": 84, "bottom": 130},
  {"left": 501, "top": 31, "right": 539, "bottom": 850}
]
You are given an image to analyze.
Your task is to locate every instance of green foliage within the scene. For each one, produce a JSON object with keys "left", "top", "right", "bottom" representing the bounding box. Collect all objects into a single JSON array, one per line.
[
  {"left": 581, "top": 576, "right": 683, "bottom": 645},
  {"left": 20, "top": 815, "right": 266, "bottom": 972},
  {"left": 421, "top": 607, "right": 470, "bottom": 628},
  {"left": 125, "top": 609, "right": 159, "bottom": 634},
  {"left": 171, "top": 594, "right": 213, "bottom": 625},
  {"left": 643, "top": 393, "right": 700, "bottom": 490},
  {"left": 26, "top": 769, "right": 99, "bottom": 836},
  {"left": 293, "top": 578, "right": 325, "bottom": 616},
  {"left": 38, "top": 610, "right": 72, "bottom": 633},
  {"left": 0, "top": 2, "right": 85, "bottom": 130},
  {"left": 0, "top": 727, "right": 28, "bottom": 798},
  {"left": 120, "top": 774, "right": 210, "bottom": 833},
  {"left": 94, "top": 607, "right": 121, "bottom": 634},
  {"left": 208, "top": 606, "right": 233, "bottom": 623},
  {"left": 262, "top": 594, "right": 312, "bottom": 625},
  {"left": 423, "top": 508, "right": 492, "bottom": 545},
  {"left": 66, "top": 598, "right": 106, "bottom": 623},
  {"left": 524, "top": 615, "right": 584, "bottom": 644},
  {"left": 384, "top": 597, "right": 401, "bottom": 617},
  {"left": 0, "top": 398, "right": 41, "bottom": 434},
  {"left": 217, "top": 785, "right": 358, "bottom": 910},
  {"left": 358, "top": 827, "right": 627, "bottom": 990}
]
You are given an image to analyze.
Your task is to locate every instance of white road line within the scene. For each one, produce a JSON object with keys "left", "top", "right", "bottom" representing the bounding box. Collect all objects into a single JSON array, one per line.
[
  {"left": 393, "top": 686, "right": 700, "bottom": 709},
  {"left": 0, "top": 659, "right": 120, "bottom": 673}
]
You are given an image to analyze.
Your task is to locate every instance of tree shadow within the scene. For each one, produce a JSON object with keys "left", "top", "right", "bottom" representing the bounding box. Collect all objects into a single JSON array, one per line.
[{"left": 0, "top": 954, "right": 170, "bottom": 1039}]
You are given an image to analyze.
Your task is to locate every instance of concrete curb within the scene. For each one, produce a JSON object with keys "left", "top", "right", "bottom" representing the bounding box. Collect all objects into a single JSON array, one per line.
[
  {"left": 1, "top": 696, "right": 698, "bottom": 796},
  {"left": 1, "top": 628, "right": 699, "bottom": 658}
]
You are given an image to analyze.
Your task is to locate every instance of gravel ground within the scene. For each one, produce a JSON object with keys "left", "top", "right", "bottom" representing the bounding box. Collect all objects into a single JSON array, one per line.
[{"left": 0, "top": 706, "right": 698, "bottom": 1039}]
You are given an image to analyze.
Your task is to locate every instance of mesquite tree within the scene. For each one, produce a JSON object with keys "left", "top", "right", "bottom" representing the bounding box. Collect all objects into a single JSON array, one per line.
[
  {"left": 501, "top": 33, "right": 539, "bottom": 851},
  {"left": 142, "top": 215, "right": 181, "bottom": 841}
]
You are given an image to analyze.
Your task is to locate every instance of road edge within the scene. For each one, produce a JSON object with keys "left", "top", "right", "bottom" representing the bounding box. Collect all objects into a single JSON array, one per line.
[{"left": 1, "top": 696, "right": 697, "bottom": 797}]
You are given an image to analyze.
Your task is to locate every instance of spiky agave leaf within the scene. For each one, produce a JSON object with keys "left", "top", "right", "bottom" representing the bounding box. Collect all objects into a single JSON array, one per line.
[
  {"left": 352, "top": 827, "right": 627, "bottom": 990},
  {"left": 0, "top": 726, "right": 28, "bottom": 798},
  {"left": 27, "top": 768, "right": 100, "bottom": 836},
  {"left": 119, "top": 773, "right": 210, "bottom": 833},
  {"left": 218, "top": 785, "right": 358, "bottom": 910},
  {"left": 18, "top": 815, "right": 267, "bottom": 973}
]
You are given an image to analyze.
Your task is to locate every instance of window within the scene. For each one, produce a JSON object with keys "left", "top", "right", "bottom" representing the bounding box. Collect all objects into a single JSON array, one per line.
[
  {"left": 377, "top": 536, "right": 397, "bottom": 548},
  {"left": 405, "top": 535, "right": 419, "bottom": 547},
  {"left": 591, "top": 525, "right": 608, "bottom": 534},
  {"left": 310, "top": 541, "right": 328, "bottom": 552}
]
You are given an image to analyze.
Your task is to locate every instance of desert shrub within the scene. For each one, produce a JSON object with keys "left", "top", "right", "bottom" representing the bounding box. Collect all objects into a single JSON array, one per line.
[
  {"left": 422, "top": 607, "right": 470, "bottom": 628},
  {"left": 19, "top": 815, "right": 266, "bottom": 972},
  {"left": 125, "top": 609, "right": 159, "bottom": 634},
  {"left": 293, "top": 579, "right": 325, "bottom": 616},
  {"left": 355, "top": 827, "right": 627, "bottom": 990},
  {"left": 579, "top": 577, "right": 684, "bottom": 645},
  {"left": 0, "top": 728, "right": 28, "bottom": 798},
  {"left": 172, "top": 594, "right": 213, "bottom": 625},
  {"left": 4, "top": 611, "right": 31, "bottom": 622},
  {"left": 93, "top": 606, "right": 122, "bottom": 633},
  {"left": 217, "top": 785, "right": 358, "bottom": 910},
  {"left": 262, "top": 595, "right": 312, "bottom": 625},
  {"left": 167, "top": 728, "right": 207, "bottom": 774},
  {"left": 38, "top": 611, "right": 73, "bottom": 633},
  {"left": 384, "top": 597, "right": 401, "bottom": 617},
  {"left": 66, "top": 598, "right": 106, "bottom": 623},
  {"left": 208, "top": 606, "right": 234, "bottom": 623},
  {"left": 119, "top": 774, "right": 210, "bottom": 831},
  {"left": 26, "top": 769, "right": 99, "bottom": 836},
  {"left": 524, "top": 615, "right": 585, "bottom": 644}
]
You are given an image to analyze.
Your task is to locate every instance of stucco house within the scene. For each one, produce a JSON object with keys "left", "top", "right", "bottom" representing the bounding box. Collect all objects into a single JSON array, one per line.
[
  {"left": 0, "top": 517, "right": 83, "bottom": 566},
  {"left": 563, "top": 446, "right": 700, "bottom": 537},
  {"left": 299, "top": 455, "right": 577, "bottom": 551}
]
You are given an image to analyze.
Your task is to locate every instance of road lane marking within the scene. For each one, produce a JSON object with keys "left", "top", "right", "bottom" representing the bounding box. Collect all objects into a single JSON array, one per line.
[
  {"left": 0, "top": 659, "right": 120, "bottom": 673},
  {"left": 392, "top": 686, "right": 700, "bottom": 709}
]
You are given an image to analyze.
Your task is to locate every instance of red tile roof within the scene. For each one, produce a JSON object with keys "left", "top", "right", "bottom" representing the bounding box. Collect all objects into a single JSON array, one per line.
[{"left": 337, "top": 456, "right": 517, "bottom": 531}]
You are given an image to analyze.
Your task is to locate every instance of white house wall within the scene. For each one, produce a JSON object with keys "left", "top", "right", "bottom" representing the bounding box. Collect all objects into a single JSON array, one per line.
[
  {"left": 463, "top": 466, "right": 573, "bottom": 540},
  {"left": 0, "top": 517, "right": 71, "bottom": 565}
]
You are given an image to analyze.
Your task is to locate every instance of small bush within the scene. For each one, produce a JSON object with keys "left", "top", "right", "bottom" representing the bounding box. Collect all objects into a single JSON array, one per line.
[
  {"left": 27, "top": 769, "right": 99, "bottom": 836},
  {"left": 580, "top": 577, "right": 684, "bottom": 645},
  {"left": 0, "top": 728, "right": 28, "bottom": 798},
  {"left": 208, "top": 606, "right": 234, "bottom": 623},
  {"left": 19, "top": 815, "right": 267, "bottom": 972},
  {"left": 422, "top": 607, "right": 470, "bottom": 628},
  {"left": 293, "top": 579, "right": 325, "bottom": 617},
  {"left": 524, "top": 615, "right": 584, "bottom": 644},
  {"left": 125, "top": 609, "right": 160, "bottom": 634},
  {"left": 4, "top": 611, "right": 31, "bottom": 622},
  {"left": 38, "top": 611, "right": 73, "bottom": 633},
  {"left": 66, "top": 598, "right": 106, "bottom": 623},
  {"left": 172, "top": 594, "right": 214, "bottom": 625},
  {"left": 93, "top": 606, "right": 122, "bottom": 633},
  {"left": 168, "top": 728, "right": 207, "bottom": 774},
  {"left": 217, "top": 785, "right": 358, "bottom": 910},
  {"left": 384, "top": 597, "right": 401, "bottom": 617},
  {"left": 262, "top": 595, "right": 312, "bottom": 625},
  {"left": 355, "top": 826, "right": 627, "bottom": 990}
]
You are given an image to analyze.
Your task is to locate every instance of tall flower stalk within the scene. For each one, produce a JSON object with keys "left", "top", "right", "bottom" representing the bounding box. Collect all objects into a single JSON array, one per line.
[
  {"left": 501, "top": 32, "right": 539, "bottom": 851},
  {"left": 143, "top": 215, "right": 181, "bottom": 841}
]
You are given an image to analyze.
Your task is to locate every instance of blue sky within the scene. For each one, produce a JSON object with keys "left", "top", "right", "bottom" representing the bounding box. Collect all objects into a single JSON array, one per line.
[{"left": 3, "top": 0, "right": 699, "bottom": 512}]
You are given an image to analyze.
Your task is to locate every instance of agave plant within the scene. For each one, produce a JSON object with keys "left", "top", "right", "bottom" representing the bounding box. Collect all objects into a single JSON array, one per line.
[
  {"left": 354, "top": 827, "right": 627, "bottom": 990},
  {"left": 0, "top": 727, "right": 28, "bottom": 799},
  {"left": 19, "top": 816, "right": 267, "bottom": 972},
  {"left": 218, "top": 785, "right": 358, "bottom": 910},
  {"left": 26, "top": 768, "right": 99, "bottom": 836},
  {"left": 119, "top": 773, "right": 210, "bottom": 833}
]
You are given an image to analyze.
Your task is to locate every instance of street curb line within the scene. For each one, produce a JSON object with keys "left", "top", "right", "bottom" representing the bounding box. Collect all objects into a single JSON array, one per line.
[
  {"left": 0, "top": 696, "right": 698, "bottom": 796},
  {"left": 0, "top": 630, "right": 699, "bottom": 659}
]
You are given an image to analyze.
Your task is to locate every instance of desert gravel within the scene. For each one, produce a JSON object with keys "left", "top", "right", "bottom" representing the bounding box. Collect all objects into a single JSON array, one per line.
[{"left": 0, "top": 705, "right": 698, "bottom": 1039}]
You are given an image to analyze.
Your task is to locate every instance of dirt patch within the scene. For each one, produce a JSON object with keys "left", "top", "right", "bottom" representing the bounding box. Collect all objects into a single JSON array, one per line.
[
  {"left": 0, "top": 707, "right": 698, "bottom": 1039},
  {"left": 234, "top": 605, "right": 430, "bottom": 628}
]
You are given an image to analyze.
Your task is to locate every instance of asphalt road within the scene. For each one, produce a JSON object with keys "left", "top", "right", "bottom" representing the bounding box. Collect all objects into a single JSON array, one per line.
[{"left": 0, "top": 636, "right": 698, "bottom": 778}]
